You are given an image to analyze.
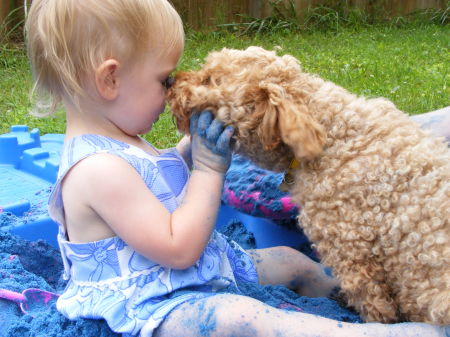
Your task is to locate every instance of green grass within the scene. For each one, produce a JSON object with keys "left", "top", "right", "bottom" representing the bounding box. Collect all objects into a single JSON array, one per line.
[{"left": 1, "top": 24, "right": 449, "bottom": 148}]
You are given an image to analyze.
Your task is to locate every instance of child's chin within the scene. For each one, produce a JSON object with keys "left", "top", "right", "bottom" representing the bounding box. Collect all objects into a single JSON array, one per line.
[{"left": 137, "top": 125, "right": 152, "bottom": 135}]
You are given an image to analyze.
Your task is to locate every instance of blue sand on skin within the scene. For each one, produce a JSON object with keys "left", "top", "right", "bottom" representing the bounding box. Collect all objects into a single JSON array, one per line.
[{"left": 0, "top": 221, "right": 361, "bottom": 337}]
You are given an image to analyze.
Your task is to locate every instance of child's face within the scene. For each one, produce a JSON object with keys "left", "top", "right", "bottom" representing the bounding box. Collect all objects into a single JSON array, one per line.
[{"left": 111, "top": 49, "right": 181, "bottom": 136}]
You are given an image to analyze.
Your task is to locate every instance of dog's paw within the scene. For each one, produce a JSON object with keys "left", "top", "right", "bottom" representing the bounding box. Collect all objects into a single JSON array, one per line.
[{"left": 329, "top": 286, "right": 352, "bottom": 309}]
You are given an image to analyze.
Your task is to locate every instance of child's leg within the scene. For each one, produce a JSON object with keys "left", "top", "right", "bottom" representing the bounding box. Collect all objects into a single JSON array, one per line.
[
  {"left": 247, "top": 246, "right": 339, "bottom": 298},
  {"left": 154, "top": 293, "right": 447, "bottom": 337}
]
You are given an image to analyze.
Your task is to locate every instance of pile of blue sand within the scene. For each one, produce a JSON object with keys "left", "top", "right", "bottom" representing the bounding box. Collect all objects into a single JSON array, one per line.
[{"left": 0, "top": 221, "right": 360, "bottom": 337}]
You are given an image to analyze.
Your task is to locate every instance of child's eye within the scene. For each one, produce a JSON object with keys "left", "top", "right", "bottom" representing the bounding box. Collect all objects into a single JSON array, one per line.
[{"left": 162, "top": 76, "right": 175, "bottom": 89}]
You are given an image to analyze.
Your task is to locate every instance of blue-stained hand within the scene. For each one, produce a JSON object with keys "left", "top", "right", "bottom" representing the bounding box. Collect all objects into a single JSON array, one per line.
[{"left": 190, "top": 110, "right": 235, "bottom": 173}]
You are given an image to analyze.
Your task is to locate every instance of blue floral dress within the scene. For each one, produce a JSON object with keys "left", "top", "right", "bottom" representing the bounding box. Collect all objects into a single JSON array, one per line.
[{"left": 48, "top": 134, "right": 258, "bottom": 336}]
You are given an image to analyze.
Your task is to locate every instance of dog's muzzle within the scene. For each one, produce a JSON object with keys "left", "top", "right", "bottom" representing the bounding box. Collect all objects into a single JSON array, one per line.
[{"left": 163, "top": 76, "right": 175, "bottom": 90}]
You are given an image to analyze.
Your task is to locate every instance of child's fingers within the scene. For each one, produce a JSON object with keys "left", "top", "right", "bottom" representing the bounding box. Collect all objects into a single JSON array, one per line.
[
  {"left": 215, "top": 126, "right": 235, "bottom": 154},
  {"left": 189, "top": 111, "right": 200, "bottom": 135},
  {"left": 197, "top": 110, "right": 213, "bottom": 137},
  {"left": 206, "top": 119, "right": 225, "bottom": 143}
]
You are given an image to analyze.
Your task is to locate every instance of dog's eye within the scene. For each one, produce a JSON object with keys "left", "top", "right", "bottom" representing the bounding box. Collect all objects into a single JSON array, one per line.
[{"left": 162, "top": 76, "right": 175, "bottom": 89}]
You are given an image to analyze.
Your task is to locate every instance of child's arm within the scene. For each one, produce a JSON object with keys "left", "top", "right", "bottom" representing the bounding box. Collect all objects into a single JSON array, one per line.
[
  {"left": 176, "top": 135, "right": 193, "bottom": 169},
  {"left": 62, "top": 111, "right": 233, "bottom": 270}
]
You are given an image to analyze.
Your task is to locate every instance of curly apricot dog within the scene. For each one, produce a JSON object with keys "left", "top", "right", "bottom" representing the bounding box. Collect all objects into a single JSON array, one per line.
[{"left": 167, "top": 46, "right": 450, "bottom": 324}]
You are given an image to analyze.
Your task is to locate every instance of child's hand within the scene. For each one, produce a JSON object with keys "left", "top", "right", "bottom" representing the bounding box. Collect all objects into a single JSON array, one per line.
[{"left": 190, "top": 110, "right": 234, "bottom": 174}]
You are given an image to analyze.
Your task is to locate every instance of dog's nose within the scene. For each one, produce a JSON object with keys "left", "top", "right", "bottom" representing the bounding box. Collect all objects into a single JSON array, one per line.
[{"left": 163, "top": 76, "right": 175, "bottom": 89}]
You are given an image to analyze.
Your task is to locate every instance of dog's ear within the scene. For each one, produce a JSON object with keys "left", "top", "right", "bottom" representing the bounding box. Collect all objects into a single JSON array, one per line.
[
  {"left": 278, "top": 100, "right": 326, "bottom": 159},
  {"left": 257, "top": 83, "right": 326, "bottom": 159}
]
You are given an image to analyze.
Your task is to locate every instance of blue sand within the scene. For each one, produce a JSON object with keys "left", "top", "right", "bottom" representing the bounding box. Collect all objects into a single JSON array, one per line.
[{"left": 0, "top": 222, "right": 361, "bottom": 337}]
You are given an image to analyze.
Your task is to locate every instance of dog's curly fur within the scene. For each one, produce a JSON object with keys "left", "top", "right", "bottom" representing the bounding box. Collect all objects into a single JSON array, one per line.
[{"left": 167, "top": 46, "right": 450, "bottom": 324}]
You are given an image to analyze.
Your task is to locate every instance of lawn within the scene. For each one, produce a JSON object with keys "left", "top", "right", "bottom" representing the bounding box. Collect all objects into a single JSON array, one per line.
[{"left": 0, "top": 24, "right": 449, "bottom": 148}]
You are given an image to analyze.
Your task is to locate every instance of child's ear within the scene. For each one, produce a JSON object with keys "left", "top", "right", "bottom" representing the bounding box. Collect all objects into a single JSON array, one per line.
[{"left": 95, "top": 59, "right": 120, "bottom": 100}]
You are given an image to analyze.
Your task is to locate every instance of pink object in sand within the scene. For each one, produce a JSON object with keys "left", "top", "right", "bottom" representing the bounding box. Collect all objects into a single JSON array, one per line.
[
  {"left": 0, "top": 287, "right": 59, "bottom": 316},
  {"left": 224, "top": 187, "right": 298, "bottom": 220}
]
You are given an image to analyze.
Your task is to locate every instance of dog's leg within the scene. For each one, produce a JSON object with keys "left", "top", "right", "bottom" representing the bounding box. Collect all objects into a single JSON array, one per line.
[
  {"left": 303, "top": 218, "right": 400, "bottom": 322},
  {"left": 334, "top": 259, "right": 399, "bottom": 323},
  {"left": 396, "top": 270, "right": 450, "bottom": 325}
]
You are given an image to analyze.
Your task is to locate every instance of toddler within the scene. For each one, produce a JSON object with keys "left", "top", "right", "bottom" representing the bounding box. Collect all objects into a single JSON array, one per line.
[{"left": 25, "top": 0, "right": 448, "bottom": 336}]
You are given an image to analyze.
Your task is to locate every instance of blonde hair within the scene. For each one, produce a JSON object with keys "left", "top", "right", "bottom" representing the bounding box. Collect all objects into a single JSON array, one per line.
[{"left": 25, "top": 0, "right": 184, "bottom": 115}]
